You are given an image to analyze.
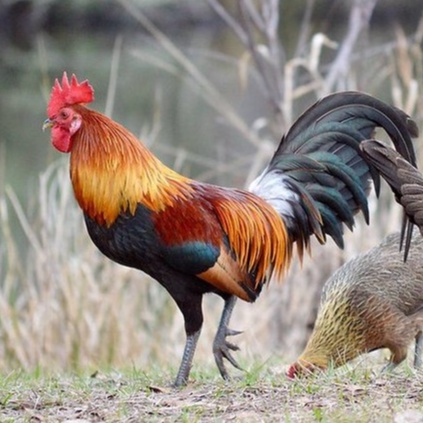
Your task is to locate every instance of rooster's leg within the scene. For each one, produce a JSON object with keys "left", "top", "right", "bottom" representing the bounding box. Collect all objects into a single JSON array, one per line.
[
  {"left": 213, "top": 295, "right": 243, "bottom": 380},
  {"left": 171, "top": 292, "right": 204, "bottom": 387},
  {"left": 173, "top": 329, "right": 201, "bottom": 387}
]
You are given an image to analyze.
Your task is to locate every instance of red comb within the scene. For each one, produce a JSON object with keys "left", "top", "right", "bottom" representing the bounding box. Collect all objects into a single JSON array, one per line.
[{"left": 47, "top": 72, "right": 94, "bottom": 118}]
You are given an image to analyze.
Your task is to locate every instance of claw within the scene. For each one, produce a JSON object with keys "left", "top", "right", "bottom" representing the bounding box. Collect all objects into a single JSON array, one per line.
[
  {"left": 213, "top": 335, "right": 244, "bottom": 379},
  {"left": 226, "top": 328, "right": 243, "bottom": 337},
  {"left": 213, "top": 297, "right": 244, "bottom": 380},
  {"left": 225, "top": 341, "right": 240, "bottom": 352},
  {"left": 220, "top": 343, "right": 243, "bottom": 370}
]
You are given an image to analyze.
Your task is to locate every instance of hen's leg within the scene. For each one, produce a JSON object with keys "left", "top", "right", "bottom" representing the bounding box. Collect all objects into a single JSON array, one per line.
[
  {"left": 213, "top": 295, "right": 243, "bottom": 380},
  {"left": 414, "top": 331, "right": 422, "bottom": 369}
]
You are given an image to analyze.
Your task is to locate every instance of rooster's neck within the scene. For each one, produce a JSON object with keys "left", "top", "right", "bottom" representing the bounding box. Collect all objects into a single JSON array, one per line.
[{"left": 69, "top": 109, "right": 192, "bottom": 226}]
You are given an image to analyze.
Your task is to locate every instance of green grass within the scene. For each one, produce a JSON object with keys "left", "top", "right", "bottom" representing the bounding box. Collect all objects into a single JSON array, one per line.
[
  {"left": 0, "top": 364, "right": 422, "bottom": 422},
  {"left": 1, "top": 0, "right": 423, "bottom": 377}
]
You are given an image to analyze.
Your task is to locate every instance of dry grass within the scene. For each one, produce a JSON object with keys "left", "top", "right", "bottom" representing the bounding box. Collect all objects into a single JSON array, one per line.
[
  {"left": 0, "top": 163, "right": 288, "bottom": 372},
  {"left": 0, "top": 163, "right": 175, "bottom": 370}
]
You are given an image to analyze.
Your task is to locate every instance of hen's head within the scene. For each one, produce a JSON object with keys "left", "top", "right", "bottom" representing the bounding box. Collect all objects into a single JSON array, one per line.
[
  {"left": 43, "top": 72, "right": 94, "bottom": 153},
  {"left": 286, "top": 359, "right": 326, "bottom": 379}
]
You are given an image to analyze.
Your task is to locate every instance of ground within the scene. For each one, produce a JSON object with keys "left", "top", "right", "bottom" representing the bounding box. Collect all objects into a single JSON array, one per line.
[{"left": 1, "top": 361, "right": 423, "bottom": 422}]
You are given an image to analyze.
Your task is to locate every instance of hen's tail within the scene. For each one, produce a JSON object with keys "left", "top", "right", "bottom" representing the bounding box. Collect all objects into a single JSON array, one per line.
[
  {"left": 361, "top": 139, "right": 423, "bottom": 259},
  {"left": 249, "top": 92, "right": 418, "bottom": 256}
]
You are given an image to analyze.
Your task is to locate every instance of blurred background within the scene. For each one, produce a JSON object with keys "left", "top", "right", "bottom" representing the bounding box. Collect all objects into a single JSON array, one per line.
[{"left": 0, "top": 0, "right": 422, "bottom": 376}]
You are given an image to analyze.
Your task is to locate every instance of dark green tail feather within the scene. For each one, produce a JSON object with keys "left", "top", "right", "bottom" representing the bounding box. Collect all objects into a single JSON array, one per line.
[
  {"left": 278, "top": 92, "right": 417, "bottom": 164},
  {"left": 263, "top": 92, "right": 417, "bottom": 251}
]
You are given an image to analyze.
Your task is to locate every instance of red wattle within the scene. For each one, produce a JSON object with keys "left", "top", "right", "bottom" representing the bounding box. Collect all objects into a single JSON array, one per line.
[{"left": 51, "top": 127, "right": 72, "bottom": 153}]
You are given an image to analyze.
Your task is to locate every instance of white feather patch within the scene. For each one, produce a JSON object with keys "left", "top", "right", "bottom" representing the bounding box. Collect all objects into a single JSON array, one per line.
[{"left": 248, "top": 168, "right": 298, "bottom": 218}]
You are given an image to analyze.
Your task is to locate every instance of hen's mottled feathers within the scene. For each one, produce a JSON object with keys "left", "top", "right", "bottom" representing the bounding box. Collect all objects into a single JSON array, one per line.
[{"left": 288, "top": 232, "right": 423, "bottom": 378}]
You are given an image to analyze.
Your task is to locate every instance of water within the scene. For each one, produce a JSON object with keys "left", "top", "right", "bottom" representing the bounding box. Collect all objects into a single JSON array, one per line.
[
  {"left": 1, "top": 1, "right": 420, "bottom": 202},
  {"left": 0, "top": 23, "right": 253, "bottom": 206}
]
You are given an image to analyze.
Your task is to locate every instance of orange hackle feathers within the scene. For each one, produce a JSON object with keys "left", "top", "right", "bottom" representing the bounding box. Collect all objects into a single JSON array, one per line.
[
  {"left": 47, "top": 72, "right": 95, "bottom": 118},
  {"left": 210, "top": 189, "right": 292, "bottom": 285},
  {"left": 69, "top": 106, "right": 192, "bottom": 227},
  {"left": 150, "top": 184, "right": 291, "bottom": 298}
]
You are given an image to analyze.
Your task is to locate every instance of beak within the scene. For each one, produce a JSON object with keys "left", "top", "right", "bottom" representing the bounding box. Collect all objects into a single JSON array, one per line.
[{"left": 42, "top": 118, "right": 54, "bottom": 131}]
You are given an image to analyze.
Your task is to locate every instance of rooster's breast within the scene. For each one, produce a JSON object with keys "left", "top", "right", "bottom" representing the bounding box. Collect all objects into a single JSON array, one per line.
[{"left": 83, "top": 204, "right": 161, "bottom": 272}]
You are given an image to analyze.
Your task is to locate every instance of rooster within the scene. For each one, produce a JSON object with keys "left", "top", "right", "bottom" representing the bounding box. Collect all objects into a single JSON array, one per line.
[{"left": 43, "top": 72, "right": 417, "bottom": 386}]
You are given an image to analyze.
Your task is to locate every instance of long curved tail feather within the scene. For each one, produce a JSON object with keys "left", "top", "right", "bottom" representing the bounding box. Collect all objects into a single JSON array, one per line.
[{"left": 249, "top": 92, "right": 418, "bottom": 256}]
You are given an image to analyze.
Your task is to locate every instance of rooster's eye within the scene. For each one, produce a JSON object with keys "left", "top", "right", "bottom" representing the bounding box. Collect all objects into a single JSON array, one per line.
[{"left": 60, "top": 111, "right": 69, "bottom": 119}]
